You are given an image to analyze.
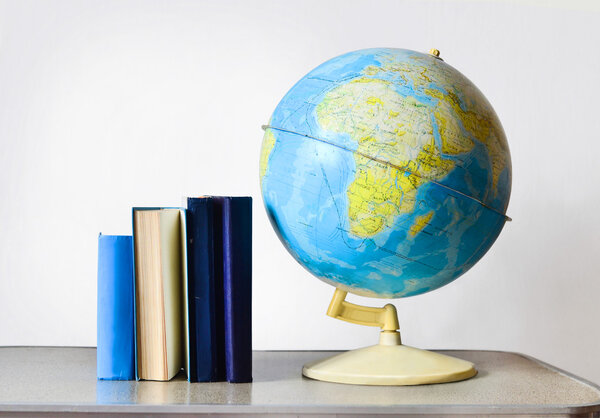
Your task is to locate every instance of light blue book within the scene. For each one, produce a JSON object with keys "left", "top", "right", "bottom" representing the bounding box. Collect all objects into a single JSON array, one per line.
[{"left": 97, "top": 234, "right": 135, "bottom": 380}]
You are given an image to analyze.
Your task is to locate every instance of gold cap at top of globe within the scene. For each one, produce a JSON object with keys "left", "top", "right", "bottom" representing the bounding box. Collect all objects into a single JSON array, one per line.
[{"left": 429, "top": 48, "right": 443, "bottom": 61}]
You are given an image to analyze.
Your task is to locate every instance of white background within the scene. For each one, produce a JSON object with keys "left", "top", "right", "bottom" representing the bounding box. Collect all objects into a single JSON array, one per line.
[{"left": 1, "top": 0, "right": 600, "bottom": 384}]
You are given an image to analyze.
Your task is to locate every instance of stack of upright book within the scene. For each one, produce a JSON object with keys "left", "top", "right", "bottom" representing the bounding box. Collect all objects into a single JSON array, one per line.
[{"left": 97, "top": 196, "right": 252, "bottom": 383}]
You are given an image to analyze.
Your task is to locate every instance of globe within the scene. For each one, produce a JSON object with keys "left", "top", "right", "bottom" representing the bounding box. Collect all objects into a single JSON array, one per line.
[{"left": 260, "top": 48, "right": 511, "bottom": 299}]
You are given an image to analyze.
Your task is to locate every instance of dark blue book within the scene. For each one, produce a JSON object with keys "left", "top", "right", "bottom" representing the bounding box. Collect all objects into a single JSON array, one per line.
[
  {"left": 97, "top": 234, "right": 135, "bottom": 380},
  {"left": 186, "top": 197, "right": 226, "bottom": 382},
  {"left": 222, "top": 197, "right": 252, "bottom": 383}
]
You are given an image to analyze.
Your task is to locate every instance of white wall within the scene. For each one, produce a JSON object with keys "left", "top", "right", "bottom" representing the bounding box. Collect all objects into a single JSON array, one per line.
[{"left": 1, "top": 0, "right": 600, "bottom": 384}]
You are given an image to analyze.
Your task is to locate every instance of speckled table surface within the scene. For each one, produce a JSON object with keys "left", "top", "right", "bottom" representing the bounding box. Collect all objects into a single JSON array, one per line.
[{"left": 0, "top": 347, "right": 599, "bottom": 416}]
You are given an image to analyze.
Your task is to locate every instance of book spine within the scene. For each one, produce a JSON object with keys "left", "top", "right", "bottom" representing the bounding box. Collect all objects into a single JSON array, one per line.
[
  {"left": 211, "top": 197, "right": 227, "bottom": 381},
  {"left": 222, "top": 197, "right": 253, "bottom": 383},
  {"left": 186, "top": 197, "right": 226, "bottom": 382},
  {"left": 97, "top": 234, "right": 135, "bottom": 380}
]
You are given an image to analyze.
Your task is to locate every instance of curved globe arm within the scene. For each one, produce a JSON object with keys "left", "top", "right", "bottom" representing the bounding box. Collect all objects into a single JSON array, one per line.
[{"left": 326, "top": 288, "right": 399, "bottom": 332}]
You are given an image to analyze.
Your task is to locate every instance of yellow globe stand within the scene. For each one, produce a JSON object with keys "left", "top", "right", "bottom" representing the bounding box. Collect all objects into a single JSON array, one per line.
[{"left": 302, "top": 289, "right": 477, "bottom": 385}]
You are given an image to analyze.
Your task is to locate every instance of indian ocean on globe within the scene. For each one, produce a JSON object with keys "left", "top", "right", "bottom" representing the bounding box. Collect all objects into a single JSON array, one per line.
[{"left": 260, "top": 48, "right": 511, "bottom": 299}]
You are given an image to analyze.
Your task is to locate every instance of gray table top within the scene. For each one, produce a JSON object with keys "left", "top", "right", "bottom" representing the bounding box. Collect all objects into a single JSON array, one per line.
[{"left": 0, "top": 347, "right": 599, "bottom": 416}]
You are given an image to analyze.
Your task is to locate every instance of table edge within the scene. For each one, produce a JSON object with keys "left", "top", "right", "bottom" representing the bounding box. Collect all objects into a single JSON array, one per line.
[{"left": 0, "top": 347, "right": 599, "bottom": 414}]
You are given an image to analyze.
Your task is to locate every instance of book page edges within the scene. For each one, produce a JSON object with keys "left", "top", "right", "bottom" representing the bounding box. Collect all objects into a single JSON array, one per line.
[
  {"left": 159, "top": 209, "right": 184, "bottom": 380},
  {"left": 133, "top": 210, "right": 168, "bottom": 380}
]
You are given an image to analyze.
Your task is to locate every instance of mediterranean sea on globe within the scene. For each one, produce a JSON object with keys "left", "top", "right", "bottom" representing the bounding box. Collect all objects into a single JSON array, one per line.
[{"left": 260, "top": 48, "right": 511, "bottom": 299}]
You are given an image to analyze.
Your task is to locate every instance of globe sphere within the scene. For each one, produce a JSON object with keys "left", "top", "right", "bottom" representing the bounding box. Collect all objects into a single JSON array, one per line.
[{"left": 260, "top": 48, "right": 511, "bottom": 298}]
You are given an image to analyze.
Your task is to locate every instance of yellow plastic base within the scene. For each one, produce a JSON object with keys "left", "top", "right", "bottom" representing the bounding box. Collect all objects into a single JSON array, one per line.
[{"left": 302, "top": 332, "right": 477, "bottom": 386}]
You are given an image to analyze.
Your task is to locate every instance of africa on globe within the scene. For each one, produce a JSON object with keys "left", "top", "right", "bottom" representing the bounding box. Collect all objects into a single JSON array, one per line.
[{"left": 260, "top": 48, "right": 511, "bottom": 299}]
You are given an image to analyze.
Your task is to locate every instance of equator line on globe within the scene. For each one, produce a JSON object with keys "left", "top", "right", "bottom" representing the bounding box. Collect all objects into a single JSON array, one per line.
[{"left": 262, "top": 124, "right": 510, "bottom": 220}]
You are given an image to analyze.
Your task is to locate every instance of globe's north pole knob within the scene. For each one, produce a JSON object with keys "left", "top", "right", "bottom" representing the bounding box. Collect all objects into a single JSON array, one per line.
[{"left": 429, "top": 48, "right": 441, "bottom": 58}]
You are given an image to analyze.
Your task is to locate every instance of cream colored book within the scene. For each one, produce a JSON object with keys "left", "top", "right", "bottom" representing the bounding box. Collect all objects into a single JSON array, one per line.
[{"left": 132, "top": 208, "right": 188, "bottom": 381}]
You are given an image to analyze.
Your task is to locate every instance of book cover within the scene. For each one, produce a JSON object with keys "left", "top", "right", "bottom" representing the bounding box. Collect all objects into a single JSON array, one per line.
[
  {"left": 97, "top": 234, "right": 135, "bottom": 380},
  {"left": 132, "top": 208, "right": 188, "bottom": 381},
  {"left": 186, "top": 197, "right": 226, "bottom": 382},
  {"left": 222, "top": 197, "right": 252, "bottom": 383}
]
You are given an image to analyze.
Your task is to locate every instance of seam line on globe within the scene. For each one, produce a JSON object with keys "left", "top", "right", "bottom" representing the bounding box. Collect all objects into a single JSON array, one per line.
[{"left": 262, "top": 125, "right": 512, "bottom": 222}]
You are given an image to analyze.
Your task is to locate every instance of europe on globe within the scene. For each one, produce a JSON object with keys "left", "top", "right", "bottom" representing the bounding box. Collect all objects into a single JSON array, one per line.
[{"left": 260, "top": 48, "right": 511, "bottom": 299}]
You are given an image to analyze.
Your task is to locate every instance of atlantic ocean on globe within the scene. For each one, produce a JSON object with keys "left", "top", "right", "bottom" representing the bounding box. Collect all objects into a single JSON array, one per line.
[{"left": 260, "top": 48, "right": 511, "bottom": 299}]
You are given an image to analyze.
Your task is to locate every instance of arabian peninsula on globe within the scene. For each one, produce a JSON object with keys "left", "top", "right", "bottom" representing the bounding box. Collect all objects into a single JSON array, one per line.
[{"left": 260, "top": 48, "right": 511, "bottom": 299}]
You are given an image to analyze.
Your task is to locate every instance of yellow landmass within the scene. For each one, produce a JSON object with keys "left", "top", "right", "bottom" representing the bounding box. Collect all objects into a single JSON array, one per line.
[
  {"left": 425, "top": 87, "right": 507, "bottom": 190},
  {"left": 259, "top": 128, "right": 276, "bottom": 184},
  {"left": 408, "top": 210, "right": 434, "bottom": 237},
  {"left": 434, "top": 102, "right": 474, "bottom": 156},
  {"left": 347, "top": 155, "right": 418, "bottom": 237},
  {"left": 316, "top": 78, "right": 455, "bottom": 238},
  {"left": 361, "top": 52, "right": 510, "bottom": 198}
]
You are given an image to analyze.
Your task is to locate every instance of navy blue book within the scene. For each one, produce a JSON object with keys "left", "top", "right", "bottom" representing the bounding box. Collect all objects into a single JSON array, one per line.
[
  {"left": 97, "top": 234, "right": 135, "bottom": 380},
  {"left": 222, "top": 197, "right": 252, "bottom": 383},
  {"left": 186, "top": 197, "right": 226, "bottom": 382}
]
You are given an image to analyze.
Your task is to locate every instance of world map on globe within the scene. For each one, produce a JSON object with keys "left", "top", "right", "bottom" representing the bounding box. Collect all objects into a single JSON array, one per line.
[{"left": 260, "top": 48, "right": 511, "bottom": 298}]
